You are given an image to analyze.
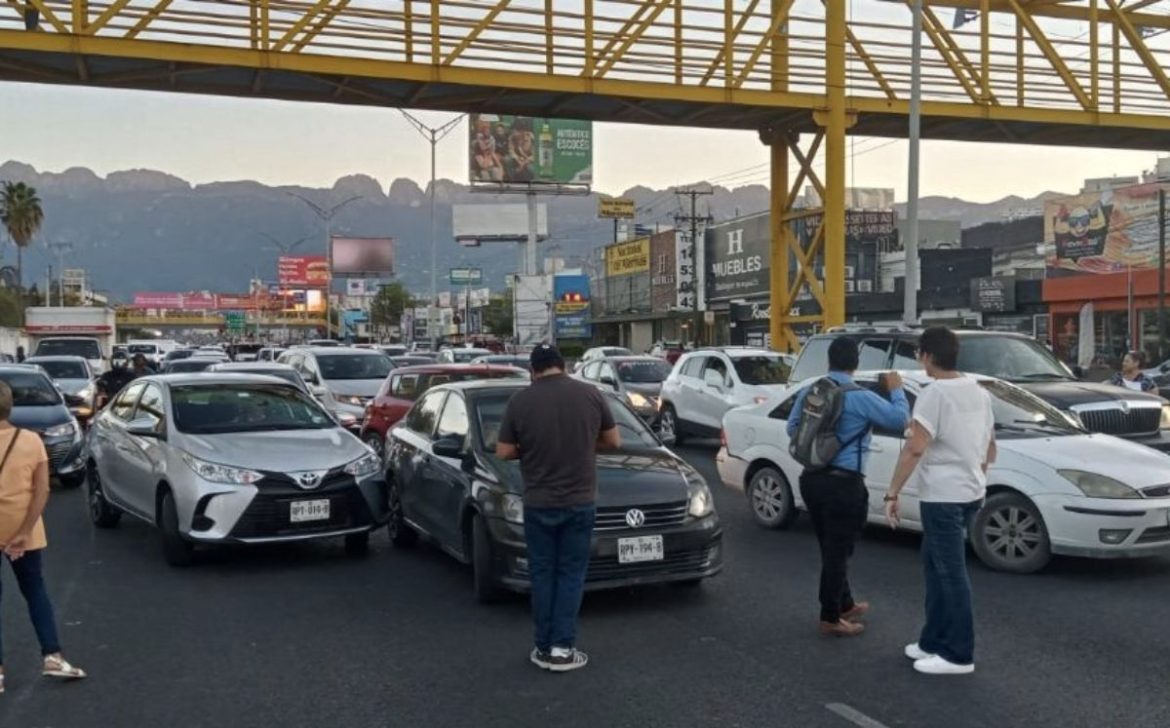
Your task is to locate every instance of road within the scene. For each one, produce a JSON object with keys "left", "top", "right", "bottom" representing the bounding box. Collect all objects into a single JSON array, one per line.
[{"left": 2, "top": 443, "right": 1168, "bottom": 728}]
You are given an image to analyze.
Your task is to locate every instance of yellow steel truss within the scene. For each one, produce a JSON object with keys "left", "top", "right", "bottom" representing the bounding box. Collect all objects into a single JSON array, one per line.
[{"left": 3, "top": 0, "right": 1170, "bottom": 347}]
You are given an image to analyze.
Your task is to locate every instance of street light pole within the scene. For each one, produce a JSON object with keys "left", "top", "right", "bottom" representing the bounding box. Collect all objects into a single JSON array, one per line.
[
  {"left": 904, "top": 0, "right": 923, "bottom": 325},
  {"left": 287, "top": 193, "right": 361, "bottom": 339},
  {"left": 399, "top": 110, "right": 465, "bottom": 350}
]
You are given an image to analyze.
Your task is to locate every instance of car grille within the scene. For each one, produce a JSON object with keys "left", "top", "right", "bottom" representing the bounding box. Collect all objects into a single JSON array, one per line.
[
  {"left": 228, "top": 477, "right": 375, "bottom": 539},
  {"left": 584, "top": 546, "right": 717, "bottom": 582},
  {"left": 45, "top": 440, "right": 74, "bottom": 470},
  {"left": 594, "top": 501, "right": 689, "bottom": 532},
  {"left": 1136, "top": 526, "right": 1170, "bottom": 544},
  {"left": 1075, "top": 407, "right": 1162, "bottom": 437},
  {"left": 1142, "top": 485, "right": 1170, "bottom": 498}
]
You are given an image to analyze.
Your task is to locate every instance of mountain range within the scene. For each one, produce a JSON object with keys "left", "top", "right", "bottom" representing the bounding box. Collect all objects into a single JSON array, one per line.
[{"left": 0, "top": 160, "right": 1066, "bottom": 300}]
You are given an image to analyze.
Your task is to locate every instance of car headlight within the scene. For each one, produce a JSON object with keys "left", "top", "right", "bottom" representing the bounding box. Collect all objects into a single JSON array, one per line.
[
  {"left": 688, "top": 482, "right": 714, "bottom": 518},
  {"left": 43, "top": 421, "right": 76, "bottom": 438},
  {"left": 502, "top": 493, "right": 524, "bottom": 524},
  {"left": 1058, "top": 469, "right": 1140, "bottom": 499},
  {"left": 336, "top": 394, "right": 366, "bottom": 407},
  {"left": 628, "top": 392, "right": 652, "bottom": 409},
  {"left": 77, "top": 384, "right": 95, "bottom": 401},
  {"left": 1161, "top": 404, "right": 1170, "bottom": 430},
  {"left": 182, "top": 453, "right": 263, "bottom": 485},
  {"left": 344, "top": 452, "right": 381, "bottom": 478}
]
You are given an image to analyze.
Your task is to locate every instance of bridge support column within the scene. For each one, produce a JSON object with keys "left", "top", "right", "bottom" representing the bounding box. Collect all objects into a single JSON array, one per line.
[{"left": 821, "top": 0, "right": 847, "bottom": 331}]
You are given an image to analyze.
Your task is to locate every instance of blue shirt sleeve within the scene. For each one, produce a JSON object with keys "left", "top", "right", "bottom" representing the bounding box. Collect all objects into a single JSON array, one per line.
[
  {"left": 854, "top": 387, "right": 911, "bottom": 432},
  {"left": 786, "top": 386, "right": 809, "bottom": 438}
]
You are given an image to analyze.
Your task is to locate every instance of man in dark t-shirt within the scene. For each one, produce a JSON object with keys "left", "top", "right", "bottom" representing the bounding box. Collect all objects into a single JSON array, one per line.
[{"left": 497, "top": 344, "right": 619, "bottom": 673}]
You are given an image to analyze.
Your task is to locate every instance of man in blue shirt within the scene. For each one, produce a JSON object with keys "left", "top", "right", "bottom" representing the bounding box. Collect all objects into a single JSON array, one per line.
[{"left": 787, "top": 338, "right": 910, "bottom": 637}]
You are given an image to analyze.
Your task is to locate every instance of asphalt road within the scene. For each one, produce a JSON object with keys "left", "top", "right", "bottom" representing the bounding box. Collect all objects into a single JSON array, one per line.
[{"left": 2, "top": 443, "right": 1169, "bottom": 728}]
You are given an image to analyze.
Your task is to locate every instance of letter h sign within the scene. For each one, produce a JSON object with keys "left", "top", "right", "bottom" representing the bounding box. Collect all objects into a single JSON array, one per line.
[{"left": 727, "top": 229, "right": 744, "bottom": 256}]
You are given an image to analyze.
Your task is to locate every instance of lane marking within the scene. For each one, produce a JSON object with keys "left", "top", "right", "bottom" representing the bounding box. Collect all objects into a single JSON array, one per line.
[{"left": 826, "top": 703, "right": 893, "bottom": 728}]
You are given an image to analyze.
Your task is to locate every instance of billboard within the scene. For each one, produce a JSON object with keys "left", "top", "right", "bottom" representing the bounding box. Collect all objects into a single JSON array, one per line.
[
  {"left": 1045, "top": 184, "right": 1167, "bottom": 273},
  {"left": 330, "top": 237, "right": 394, "bottom": 276},
  {"left": 452, "top": 204, "right": 548, "bottom": 243},
  {"left": 279, "top": 256, "right": 330, "bottom": 287},
  {"left": 553, "top": 274, "right": 592, "bottom": 339},
  {"left": 346, "top": 279, "right": 369, "bottom": 297},
  {"left": 606, "top": 238, "right": 651, "bottom": 276},
  {"left": 598, "top": 198, "right": 636, "bottom": 219},
  {"left": 133, "top": 292, "right": 183, "bottom": 308},
  {"left": 450, "top": 267, "right": 484, "bottom": 285},
  {"left": 469, "top": 113, "right": 592, "bottom": 186}
]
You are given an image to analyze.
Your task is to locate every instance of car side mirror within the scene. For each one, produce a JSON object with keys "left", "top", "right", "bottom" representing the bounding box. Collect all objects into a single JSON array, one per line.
[
  {"left": 600, "top": 375, "right": 618, "bottom": 389},
  {"left": 63, "top": 393, "right": 85, "bottom": 407},
  {"left": 432, "top": 435, "right": 465, "bottom": 459},
  {"left": 125, "top": 418, "right": 161, "bottom": 439},
  {"left": 1072, "top": 365, "right": 1085, "bottom": 379}
]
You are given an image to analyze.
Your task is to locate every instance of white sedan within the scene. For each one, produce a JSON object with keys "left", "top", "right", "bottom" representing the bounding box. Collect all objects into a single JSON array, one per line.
[{"left": 717, "top": 371, "right": 1170, "bottom": 573}]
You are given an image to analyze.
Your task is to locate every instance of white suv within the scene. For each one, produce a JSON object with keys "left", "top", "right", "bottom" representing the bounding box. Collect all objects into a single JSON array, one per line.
[{"left": 658, "top": 348, "right": 792, "bottom": 444}]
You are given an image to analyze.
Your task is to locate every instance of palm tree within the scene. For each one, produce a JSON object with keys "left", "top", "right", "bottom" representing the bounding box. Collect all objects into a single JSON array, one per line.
[{"left": 0, "top": 181, "right": 44, "bottom": 291}]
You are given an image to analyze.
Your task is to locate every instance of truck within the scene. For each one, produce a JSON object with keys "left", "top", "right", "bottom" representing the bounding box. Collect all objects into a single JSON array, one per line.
[{"left": 24, "top": 306, "right": 117, "bottom": 375}]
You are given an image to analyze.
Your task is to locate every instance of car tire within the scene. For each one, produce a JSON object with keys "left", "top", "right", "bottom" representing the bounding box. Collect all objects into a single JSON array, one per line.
[
  {"left": 386, "top": 477, "right": 417, "bottom": 548},
  {"left": 362, "top": 432, "right": 384, "bottom": 460},
  {"left": 344, "top": 531, "right": 370, "bottom": 557},
  {"left": 472, "top": 514, "right": 504, "bottom": 604},
  {"left": 970, "top": 492, "right": 1052, "bottom": 574},
  {"left": 659, "top": 404, "right": 686, "bottom": 446},
  {"left": 747, "top": 466, "right": 798, "bottom": 529},
  {"left": 87, "top": 463, "right": 121, "bottom": 529},
  {"left": 159, "top": 489, "right": 195, "bottom": 567}
]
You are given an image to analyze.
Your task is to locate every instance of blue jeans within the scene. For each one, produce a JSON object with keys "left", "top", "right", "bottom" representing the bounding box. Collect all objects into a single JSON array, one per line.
[
  {"left": 918, "top": 500, "right": 982, "bottom": 666},
  {"left": 523, "top": 504, "right": 595, "bottom": 652},
  {"left": 0, "top": 549, "right": 62, "bottom": 664}
]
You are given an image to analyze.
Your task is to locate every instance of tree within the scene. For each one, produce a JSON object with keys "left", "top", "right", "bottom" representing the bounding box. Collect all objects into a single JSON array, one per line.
[
  {"left": 369, "top": 281, "right": 415, "bottom": 335},
  {"left": 0, "top": 181, "right": 44, "bottom": 291},
  {"left": 482, "top": 288, "right": 514, "bottom": 337}
]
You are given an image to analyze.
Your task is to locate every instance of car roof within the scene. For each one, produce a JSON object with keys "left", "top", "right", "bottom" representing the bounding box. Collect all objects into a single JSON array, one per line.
[
  {"left": 433, "top": 379, "right": 531, "bottom": 393},
  {"left": 685, "top": 347, "right": 776, "bottom": 358},
  {"left": 810, "top": 328, "right": 1026, "bottom": 340},
  {"left": 604, "top": 355, "right": 669, "bottom": 363},
  {"left": 142, "top": 373, "right": 304, "bottom": 386},
  {"left": 24, "top": 355, "right": 88, "bottom": 363},
  {"left": 391, "top": 363, "right": 527, "bottom": 375},
  {"left": 299, "top": 346, "right": 386, "bottom": 355},
  {"left": 786, "top": 370, "right": 995, "bottom": 393},
  {"left": 210, "top": 362, "right": 296, "bottom": 371},
  {"left": 0, "top": 364, "right": 50, "bottom": 374}
]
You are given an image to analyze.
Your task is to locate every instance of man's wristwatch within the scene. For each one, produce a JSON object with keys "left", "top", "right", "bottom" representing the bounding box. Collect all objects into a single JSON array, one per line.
[{"left": 883, "top": 494, "right": 898, "bottom": 502}]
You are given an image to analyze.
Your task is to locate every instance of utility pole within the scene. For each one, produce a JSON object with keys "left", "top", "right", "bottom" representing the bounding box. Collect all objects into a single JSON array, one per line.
[
  {"left": 1159, "top": 187, "right": 1166, "bottom": 362},
  {"left": 399, "top": 110, "right": 465, "bottom": 350},
  {"left": 674, "top": 188, "right": 714, "bottom": 346},
  {"left": 904, "top": 0, "right": 924, "bottom": 325},
  {"left": 287, "top": 193, "right": 362, "bottom": 339},
  {"left": 46, "top": 240, "right": 73, "bottom": 307}
]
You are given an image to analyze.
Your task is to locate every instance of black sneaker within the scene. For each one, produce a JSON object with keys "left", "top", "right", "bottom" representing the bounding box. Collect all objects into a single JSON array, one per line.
[
  {"left": 530, "top": 647, "right": 553, "bottom": 670},
  {"left": 546, "top": 647, "right": 588, "bottom": 673}
]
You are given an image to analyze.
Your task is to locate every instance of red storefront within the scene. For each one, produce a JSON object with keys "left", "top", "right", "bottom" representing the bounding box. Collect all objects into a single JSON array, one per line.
[{"left": 1043, "top": 268, "right": 1170, "bottom": 368}]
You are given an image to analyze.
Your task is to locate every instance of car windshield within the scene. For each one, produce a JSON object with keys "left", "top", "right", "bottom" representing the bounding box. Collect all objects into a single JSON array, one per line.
[
  {"left": 33, "top": 360, "right": 87, "bottom": 379},
  {"left": 233, "top": 345, "right": 262, "bottom": 354},
  {"left": 451, "top": 350, "right": 490, "bottom": 363},
  {"left": 733, "top": 355, "right": 791, "bottom": 385},
  {"left": 34, "top": 339, "right": 101, "bottom": 359},
  {"left": 228, "top": 369, "right": 304, "bottom": 389},
  {"left": 602, "top": 348, "right": 632, "bottom": 357},
  {"left": 128, "top": 344, "right": 158, "bottom": 354},
  {"left": 907, "top": 336, "right": 1070, "bottom": 382},
  {"left": 474, "top": 389, "right": 660, "bottom": 452},
  {"left": 0, "top": 372, "right": 62, "bottom": 406},
  {"left": 616, "top": 359, "right": 673, "bottom": 383},
  {"left": 977, "top": 380, "right": 1085, "bottom": 433},
  {"left": 172, "top": 384, "right": 334, "bottom": 434},
  {"left": 317, "top": 354, "right": 393, "bottom": 380},
  {"left": 166, "top": 350, "right": 195, "bottom": 361},
  {"left": 166, "top": 360, "right": 217, "bottom": 373},
  {"left": 389, "top": 356, "right": 434, "bottom": 367}
]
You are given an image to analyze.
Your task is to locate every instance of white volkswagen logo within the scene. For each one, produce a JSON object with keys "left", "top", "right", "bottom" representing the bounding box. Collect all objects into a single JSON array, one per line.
[
  {"left": 294, "top": 471, "right": 325, "bottom": 490},
  {"left": 625, "top": 509, "right": 646, "bottom": 528},
  {"left": 1119, "top": 401, "right": 1131, "bottom": 414}
]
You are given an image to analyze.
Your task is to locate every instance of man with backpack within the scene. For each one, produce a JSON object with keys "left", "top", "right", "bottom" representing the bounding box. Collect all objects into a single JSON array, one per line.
[{"left": 787, "top": 338, "right": 910, "bottom": 637}]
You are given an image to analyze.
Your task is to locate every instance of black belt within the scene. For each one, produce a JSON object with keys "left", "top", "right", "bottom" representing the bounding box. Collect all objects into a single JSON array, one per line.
[{"left": 824, "top": 467, "right": 863, "bottom": 479}]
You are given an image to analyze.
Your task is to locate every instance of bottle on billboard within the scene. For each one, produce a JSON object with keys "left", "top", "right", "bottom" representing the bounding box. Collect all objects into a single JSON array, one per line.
[{"left": 538, "top": 122, "right": 554, "bottom": 178}]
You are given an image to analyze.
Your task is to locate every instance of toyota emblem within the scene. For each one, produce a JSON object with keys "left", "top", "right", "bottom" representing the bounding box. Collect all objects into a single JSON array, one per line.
[
  {"left": 294, "top": 471, "right": 324, "bottom": 490},
  {"left": 625, "top": 508, "right": 646, "bottom": 528}
]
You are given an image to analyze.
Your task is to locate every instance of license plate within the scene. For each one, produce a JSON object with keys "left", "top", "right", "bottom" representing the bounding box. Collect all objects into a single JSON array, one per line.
[
  {"left": 290, "top": 499, "right": 330, "bottom": 523},
  {"left": 618, "top": 535, "right": 664, "bottom": 564}
]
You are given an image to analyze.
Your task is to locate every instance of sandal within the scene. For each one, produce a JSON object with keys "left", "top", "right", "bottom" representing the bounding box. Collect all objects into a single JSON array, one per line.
[{"left": 42, "top": 655, "right": 86, "bottom": 680}]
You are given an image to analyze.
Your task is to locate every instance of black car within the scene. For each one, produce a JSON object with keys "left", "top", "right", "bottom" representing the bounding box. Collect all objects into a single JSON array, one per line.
[
  {"left": 0, "top": 365, "right": 86, "bottom": 487},
  {"left": 576, "top": 355, "right": 673, "bottom": 425},
  {"left": 790, "top": 328, "right": 1170, "bottom": 451},
  {"left": 384, "top": 380, "right": 722, "bottom": 602}
]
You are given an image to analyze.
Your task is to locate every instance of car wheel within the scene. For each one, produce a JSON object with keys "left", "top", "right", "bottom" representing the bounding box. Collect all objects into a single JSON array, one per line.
[
  {"left": 748, "top": 466, "right": 797, "bottom": 529},
  {"left": 87, "top": 463, "right": 121, "bottom": 529},
  {"left": 659, "top": 404, "right": 686, "bottom": 446},
  {"left": 970, "top": 492, "right": 1052, "bottom": 574},
  {"left": 386, "top": 477, "right": 417, "bottom": 548},
  {"left": 159, "top": 489, "right": 195, "bottom": 567},
  {"left": 344, "top": 531, "right": 370, "bottom": 557},
  {"left": 363, "top": 432, "right": 384, "bottom": 460},
  {"left": 472, "top": 514, "right": 504, "bottom": 604}
]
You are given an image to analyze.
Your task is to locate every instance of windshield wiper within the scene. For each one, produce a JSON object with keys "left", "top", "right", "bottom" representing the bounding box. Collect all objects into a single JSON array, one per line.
[
  {"left": 1014, "top": 373, "right": 1072, "bottom": 381},
  {"left": 1007, "top": 418, "right": 1081, "bottom": 434}
]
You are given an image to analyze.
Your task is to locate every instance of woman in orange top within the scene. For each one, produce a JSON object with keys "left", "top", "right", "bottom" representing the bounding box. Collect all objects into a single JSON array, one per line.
[{"left": 0, "top": 380, "right": 85, "bottom": 694}]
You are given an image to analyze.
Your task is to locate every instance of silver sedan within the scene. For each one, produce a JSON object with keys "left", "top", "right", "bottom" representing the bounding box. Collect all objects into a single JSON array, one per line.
[{"left": 87, "top": 374, "right": 387, "bottom": 565}]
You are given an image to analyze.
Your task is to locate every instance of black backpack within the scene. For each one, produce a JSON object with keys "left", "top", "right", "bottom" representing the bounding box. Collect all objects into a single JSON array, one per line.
[{"left": 789, "top": 377, "right": 866, "bottom": 471}]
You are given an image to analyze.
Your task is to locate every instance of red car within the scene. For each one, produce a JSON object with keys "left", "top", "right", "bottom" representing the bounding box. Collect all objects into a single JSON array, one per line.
[{"left": 360, "top": 364, "right": 529, "bottom": 456}]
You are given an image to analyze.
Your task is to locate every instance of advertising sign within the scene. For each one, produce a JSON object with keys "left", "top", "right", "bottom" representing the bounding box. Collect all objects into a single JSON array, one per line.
[
  {"left": 185, "top": 292, "right": 216, "bottom": 310},
  {"left": 553, "top": 274, "right": 592, "bottom": 339},
  {"left": 449, "top": 268, "right": 484, "bottom": 286},
  {"left": 606, "top": 238, "right": 651, "bottom": 276},
  {"left": 278, "top": 256, "right": 330, "bottom": 287},
  {"left": 598, "top": 198, "right": 636, "bottom": 220},
  {"left": 676, "top": 230, "right": 696, "bottom": 310},
  {"left": 469, "top": 113, "right": 592, "bottom": 186},
  {"left": 346, "top": 279, "right": 368, "bottom": 297},
  {"left": 133, "top": 292, "right": 183, "bottom": 308},
  {"left": 706, "top": 214, "right": 770, "bottom": 301},
  {"left": 970, "top": 276, "right": 1017, "bottom": 312},
  {"left": 330, "top": 238, "right": 394, "bottom": 276},
  {"left": 224, "top": 311, "right": 246, "bottom": 333},
  {"left": 1045, "top": 184, "right": 1167, "bottom": 273}
]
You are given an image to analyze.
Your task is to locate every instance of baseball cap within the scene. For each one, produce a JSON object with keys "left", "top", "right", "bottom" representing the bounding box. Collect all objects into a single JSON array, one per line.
[{"left": 530, "top": 343, "right": 564, "bottom": 372}]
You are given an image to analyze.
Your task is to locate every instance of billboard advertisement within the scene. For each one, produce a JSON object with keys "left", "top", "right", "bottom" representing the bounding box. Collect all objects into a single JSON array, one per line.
[
  {"left": 331, "top": 237, "right": 394, "bottom": 276},
  {"left": 469, "top": 114, "right": 592, "bottom": 186},
  {"left": 553, "top": 274, "right": 592, "bottom": 339},
  {"left": 1044, "top": 184, "right": 1167, "bottom": 273},
  {"left": 453, "top": 203, "right": 548, "bottom": 242},
  {"left": 133, "top": 292, "right": 183, "bottom": 308},
  {"left": 606, "top": 238, "right": 651, "bottom": 277},
  {"left": 278, "top": 256, "right": 330, "bottom": 287},
  {"left": 598, "top": 198, "right": 636, "bottom": 219}
]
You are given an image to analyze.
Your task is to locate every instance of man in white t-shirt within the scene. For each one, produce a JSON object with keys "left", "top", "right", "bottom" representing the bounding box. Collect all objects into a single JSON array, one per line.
[{"left": 884, "top": 327, "right": 996, "bottom": 676}]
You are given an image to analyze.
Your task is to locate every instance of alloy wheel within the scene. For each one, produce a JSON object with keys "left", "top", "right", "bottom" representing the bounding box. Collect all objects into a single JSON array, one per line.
[
  {"left": 981, "top": 506, "right": 1042, "bottom": 562},
  {"left": 751, "top": 475, "right": 785, "bottom": 521}
]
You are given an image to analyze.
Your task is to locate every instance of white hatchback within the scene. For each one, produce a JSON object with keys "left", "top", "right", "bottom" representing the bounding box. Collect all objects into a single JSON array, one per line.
[{"left": 717, "top": 371, "right": 1170, "bottom": 573}]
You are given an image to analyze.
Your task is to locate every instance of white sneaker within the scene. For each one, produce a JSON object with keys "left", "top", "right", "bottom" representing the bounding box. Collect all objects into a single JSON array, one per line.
[
  {"left": 904, "top": 643, "right": 934, "bottom": 661},
  {"left": 914, "top": 655, "right": 974, "bottom": 675}
]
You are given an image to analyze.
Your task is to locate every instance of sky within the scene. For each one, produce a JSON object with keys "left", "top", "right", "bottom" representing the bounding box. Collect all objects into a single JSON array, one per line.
[{"left": 0, "top": 82, "right": 1163, "bottom": 203}]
